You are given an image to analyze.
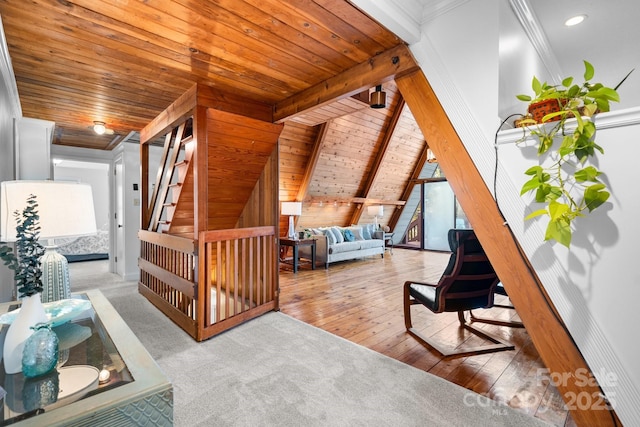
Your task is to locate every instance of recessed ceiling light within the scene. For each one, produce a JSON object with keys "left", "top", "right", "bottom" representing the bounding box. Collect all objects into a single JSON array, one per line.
[{"left": 565, "top": 15, "right": 587, "bottom": 27}]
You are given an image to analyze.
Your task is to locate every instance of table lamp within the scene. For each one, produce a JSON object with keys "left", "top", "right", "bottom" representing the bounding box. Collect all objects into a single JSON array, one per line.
[
  {"left": 1, "top": 180, "right": 97, "bottom": 302},
  {"left": 367, "top": 205, "right": 384, "bottom": 230},
  {"left": 281, "top": 202, "right": 302, "bottom": 239}
]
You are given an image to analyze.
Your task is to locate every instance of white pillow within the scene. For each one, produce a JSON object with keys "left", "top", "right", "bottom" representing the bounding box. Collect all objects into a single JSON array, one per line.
[
  {"left": 331, "top": 227, "right": 344, "bottom": 244},
  {"left": 348, "top": 226, "right": 364, "bottom": 240}
]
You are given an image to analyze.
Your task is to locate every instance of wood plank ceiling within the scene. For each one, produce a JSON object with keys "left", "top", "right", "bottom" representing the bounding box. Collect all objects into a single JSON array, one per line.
[
  {"left": 0, "top": 0, "right": 404, "bottom": 148},
  {"left": 0, "top": 0, "right": 427, "bottom": 231}
]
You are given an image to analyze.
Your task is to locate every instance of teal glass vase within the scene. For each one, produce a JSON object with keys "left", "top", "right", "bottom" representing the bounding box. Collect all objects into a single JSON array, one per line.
[{"left": 22, "top": 323, "right": 59, "bottom": 378}]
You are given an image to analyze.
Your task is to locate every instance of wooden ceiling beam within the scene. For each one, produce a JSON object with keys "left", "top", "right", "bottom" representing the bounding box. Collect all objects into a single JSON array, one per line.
[
  {"left": 273, "top": 44, "right": 419, "bottom": 123},
  {"left": 295, "top": 122, "right": 329, "bottom": 203},
  {"left": 350, "top": 95, "right": 406, "bottom": 225},
  {"left": 396, "top": 69, "right": 618, "bottom": 427},
  {"left": 305, "top": 197, "right": 405, "bottom": 206}
]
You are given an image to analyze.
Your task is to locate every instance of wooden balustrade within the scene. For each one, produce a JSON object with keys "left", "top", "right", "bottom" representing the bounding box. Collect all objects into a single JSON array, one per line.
[
  {"left": 138, "top": 230, "right": 198, "bottom": 337},
  {"left": 138, "top": 227, "right": 278, "bottom": 341},
  {"left": 198, "top": 226, "right": 278, "bottom": 341}
]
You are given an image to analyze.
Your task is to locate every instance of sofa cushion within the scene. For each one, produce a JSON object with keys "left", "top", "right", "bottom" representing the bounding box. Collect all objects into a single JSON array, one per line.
[
  {"left": 343, "top": 229, "right": 355, "bottom": 242},
  {"left": 360, "top": 239, "right": 384, "bottom": 249},
  {"left": 324, "top": 228, "right": 336, "bottom": 245},
  {"left": 346, "top": 226, "right": 364, "bottom": 241},
  {"left": 362, "top": 224, "right": 372, "bottom": 240},
  {"left": 331, "top": 227, "right": 344, "bottom": 244},
  {"left": 329, "top": 241, "right": 361, "bottom": 254}
]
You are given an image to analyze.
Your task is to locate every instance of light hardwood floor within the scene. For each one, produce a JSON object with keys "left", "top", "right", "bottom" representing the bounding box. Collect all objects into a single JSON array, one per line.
[{"left": 278, "top": 248, "right": 575, "bottom": 427}]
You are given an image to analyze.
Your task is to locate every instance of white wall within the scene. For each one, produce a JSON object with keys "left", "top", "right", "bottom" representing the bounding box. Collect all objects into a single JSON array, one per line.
[
  {"left": 356, "top": 0, "right": 640, "bottom": 424},
  {"left": 497, "top": 0, "right": 552, "bottom": 121},
  {"left": 53, "top": 160, "right": 110, "bottom": 232},
  {"left": 110, "top": 142, "right": 142, "bottom": 281},
  {"left": 16, "top": 117, "right": 54, "bottom": 180},
  {"left": 0, "top": 17, "right": 20, "bottom": 302}
]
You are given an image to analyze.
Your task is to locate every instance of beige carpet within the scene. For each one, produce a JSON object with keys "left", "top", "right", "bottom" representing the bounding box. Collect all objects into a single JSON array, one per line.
[{"left": 70, "top": 260, "right": 549, "bottom": 426}]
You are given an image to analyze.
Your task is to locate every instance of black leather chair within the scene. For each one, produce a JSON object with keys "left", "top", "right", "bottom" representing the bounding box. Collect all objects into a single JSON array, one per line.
[{"left": 403, "top": 229, "right": 515, "bottom": 357}]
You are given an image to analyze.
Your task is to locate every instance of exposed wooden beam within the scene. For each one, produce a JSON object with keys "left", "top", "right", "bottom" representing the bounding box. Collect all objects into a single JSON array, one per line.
[
  {"left": 350, "top": 96, "right": 406, "bottom": 225},
  {"left": 349, "top": 198, "right": 405, "bottom": 206},
  {"left": 396, "top": 69, "right": 619, "bottom": 427},
  {"left": 293, "top": 122, "right": 329, "bottom": 230},
  {"left": 296, "top": 122, "right": 329, "bottom": 202},
  {"left": 273, "top": 44, "right": 419, "bottom": 122}
]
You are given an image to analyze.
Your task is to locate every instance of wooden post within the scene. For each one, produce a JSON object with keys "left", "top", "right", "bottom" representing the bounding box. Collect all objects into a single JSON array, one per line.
[{"left": 396, "top": 69, "right": 619, "bottom": 427}]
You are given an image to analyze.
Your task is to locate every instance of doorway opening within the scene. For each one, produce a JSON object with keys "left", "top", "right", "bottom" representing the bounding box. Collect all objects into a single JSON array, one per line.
[{"left": 52, "top": 159, "right": 110, "bottom": 263}]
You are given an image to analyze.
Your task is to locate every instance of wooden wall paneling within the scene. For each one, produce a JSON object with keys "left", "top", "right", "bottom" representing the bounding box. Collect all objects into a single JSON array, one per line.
[
  {"left": 395, "top": 69, "right": 618, "bottom": 427},
  {"left": 350, "top": 96, "right": 405, "bottom": 225},
  {"left": 289, "top": 96, "right": 369, "bottom": 127},
  {"left": 205, "top": 109, "right": 283, "bottom": 231},
  {"left": 369, "top": 105, "right": 429, "bottom": 229},
  {"left": 237, "top": 149, "right": 279, "bottom": 230},
  {"left": 291, "top": 122, "right": 329, "bottom": 233},
  {"left": 278, "top": 122, "right": 318, "bottom": 237},
  {"left": 296, "top": 123, "right": 331, "bottom": 204}
]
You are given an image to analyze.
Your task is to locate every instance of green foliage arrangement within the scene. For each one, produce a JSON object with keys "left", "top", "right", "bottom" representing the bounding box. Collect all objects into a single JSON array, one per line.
[
  {"left": 0, "top": 195, "right": 45, "bottom": 297},
  {"left": 515, "top": 61, "right": 631, "bottom": 248}
]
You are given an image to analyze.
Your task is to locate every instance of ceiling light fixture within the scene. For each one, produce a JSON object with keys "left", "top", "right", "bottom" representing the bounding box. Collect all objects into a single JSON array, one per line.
[
  {"left": 426, "top": 148, "right": 437, "bottom": 163},
  {"left": 564, "top": 15, "right": 587, "bottom": 27},
  {"left": 93, "top": 121, "right": 106, "bottom": 135},
  {"left": 370, "top": 85, "right": 386, "bottom": 109}
]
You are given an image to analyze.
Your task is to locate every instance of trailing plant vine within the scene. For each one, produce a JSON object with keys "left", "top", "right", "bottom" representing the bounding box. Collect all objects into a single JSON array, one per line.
[
  {"left": 515, "top": 61, "right": 630, "bottom": 248},
  {"left": 0, "top": 194, "right": 45, "bottom": 297}
]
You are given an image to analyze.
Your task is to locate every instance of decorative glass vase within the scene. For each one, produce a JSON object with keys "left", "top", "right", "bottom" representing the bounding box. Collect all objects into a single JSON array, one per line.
[
  {"left": 22, "top": 370, "right": 60, "bottom": 411},
  {"left": 22, "top": 323, "right": 59, "bottom": 378},
  {"left": 3, "top": 293, "right": 48, "bottom": 374}
]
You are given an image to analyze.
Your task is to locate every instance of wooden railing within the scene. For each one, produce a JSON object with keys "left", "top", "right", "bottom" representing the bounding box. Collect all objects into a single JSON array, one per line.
[
  {"left": 198, "top": 226, "right": 278, "bottom": 341},
  {"left": 138, "top": 230, "right": 198, "bottom": 337},
  {"left": 406, "top": 217, "right": 420, "bottom": 243},
  {"left": 138, "top": 227, "right": 278, "bottom": 341}
]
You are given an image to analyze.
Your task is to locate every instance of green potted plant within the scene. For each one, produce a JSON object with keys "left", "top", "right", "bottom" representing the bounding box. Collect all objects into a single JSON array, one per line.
[
  {"left": 0, "top": 194, "right": 48, "bottom": 374},
  {"left": 515, "top": 61, "right": 631, "bottom": 247}
]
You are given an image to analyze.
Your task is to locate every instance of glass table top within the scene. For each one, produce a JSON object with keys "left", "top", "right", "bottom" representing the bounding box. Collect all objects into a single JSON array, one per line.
[{"left": 0, "top": 294, "right": 133, "bottom": 425}]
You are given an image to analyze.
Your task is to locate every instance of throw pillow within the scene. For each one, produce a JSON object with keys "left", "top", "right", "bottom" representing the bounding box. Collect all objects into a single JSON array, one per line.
[
  {"left": 362, "top": 224, "right": 371, "bottom": 240},
  {"left": 343, "top": 229, "right": 355, "bottom": 242},
  {"left": 331, "top": 227, "right": 344, "bottom": 244},
  {"left": 350, "top": 226, "right": 364, "bottom": 241},
  {"left": 324, "top": 229, "right": 336, "bottom": 245}
]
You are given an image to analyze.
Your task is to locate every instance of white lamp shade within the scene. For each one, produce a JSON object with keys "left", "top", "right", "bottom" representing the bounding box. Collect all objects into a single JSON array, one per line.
[
  {"left": 367, "top": 205, "right": 384, "bottom": 217},
  {"left": 1, "top": 180, "right": 97, "bottom": 242},
  {"left": 281, "top": 201, "right": 302, "bottom": 216}
]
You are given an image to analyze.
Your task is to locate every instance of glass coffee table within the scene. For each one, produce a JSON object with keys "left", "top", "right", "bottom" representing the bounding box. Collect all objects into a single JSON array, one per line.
[{"left": 0, "top": 290, "right": 172, "bottom": 426}]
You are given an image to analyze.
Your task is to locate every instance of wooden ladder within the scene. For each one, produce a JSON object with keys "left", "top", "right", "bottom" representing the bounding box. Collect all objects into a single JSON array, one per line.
[{"left": 146, "top": 120, "right": 194, "bottom": 233}]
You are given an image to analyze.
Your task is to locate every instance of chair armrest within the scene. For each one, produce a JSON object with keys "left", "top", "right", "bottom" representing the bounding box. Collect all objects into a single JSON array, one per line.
[{"left": 372, "top": 230, "right": 384, "bottom": 240}]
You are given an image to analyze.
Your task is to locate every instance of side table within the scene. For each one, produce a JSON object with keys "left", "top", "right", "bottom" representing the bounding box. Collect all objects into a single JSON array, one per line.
[
  {"left": 280, "top": 238, "right": 316, "bottom": 273},
  {"left": 383, "top": 232, "right": 395, "bottom": 253}
]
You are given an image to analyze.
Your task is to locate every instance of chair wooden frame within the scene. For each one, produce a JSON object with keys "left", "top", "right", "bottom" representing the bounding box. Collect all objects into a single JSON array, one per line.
[
  {"left": 469, "top": 284, "right": 525, "bottom": 328},
  {"left": 403, "top": 230, "right": 515, "bottom": 358}
]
